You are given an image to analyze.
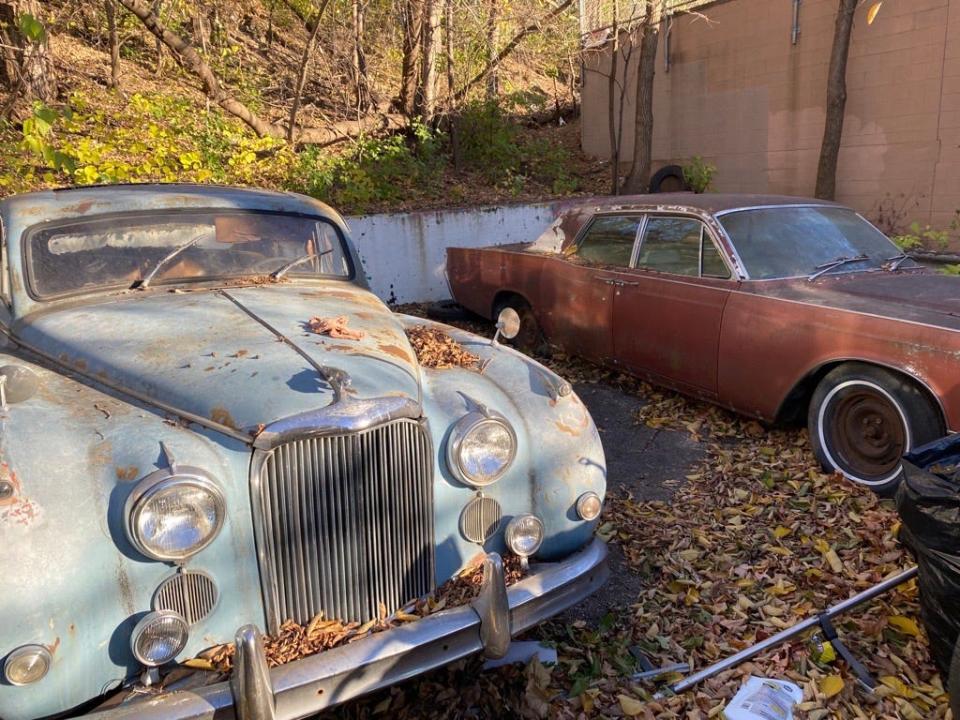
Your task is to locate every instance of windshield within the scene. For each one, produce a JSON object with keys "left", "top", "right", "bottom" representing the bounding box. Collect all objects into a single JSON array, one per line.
[
  {"left": 718, "top": 206, "right": 913, "bottom": 280},
  {"left": 26, "top": 210, "right": 351, "bottom": 298}
]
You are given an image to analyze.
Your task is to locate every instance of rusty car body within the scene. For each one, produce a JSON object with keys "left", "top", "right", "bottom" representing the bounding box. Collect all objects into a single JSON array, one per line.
[
  {"left": 0, "top": 185, "right": 607, "bottom": 720},
  {"left": 447, "top": 193, "right": 960, "bottom": 493}
]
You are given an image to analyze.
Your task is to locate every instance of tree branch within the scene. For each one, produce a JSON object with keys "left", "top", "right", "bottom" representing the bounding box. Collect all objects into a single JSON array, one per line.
[
  {"left": 451, "top": 0, "right": 574, "bottom": 104},
  {"left": 288, "top": 0, "right": 331, "bottom": 142},
  {"left": 117, "top": 0, "right": 403, "bottom": 145}
]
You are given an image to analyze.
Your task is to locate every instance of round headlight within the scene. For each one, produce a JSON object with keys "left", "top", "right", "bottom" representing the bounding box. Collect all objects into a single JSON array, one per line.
[
  {"left": 447, "top": 412, "right": 517, "bottom": 487},
  {"left": 131, "top": 611, "right": 188, "bottom": 667},
  {"left": 3, "top": 645, "right": 51, "bottom": 686},
  {"left": 125, "top": 470, "right": 225, "bottom": 562},
  {"left": 576, "top": 492, "right": 603, "bottom": 521},
  {"left": 505, "top": 514, "right": 544, "bottom": 558}
]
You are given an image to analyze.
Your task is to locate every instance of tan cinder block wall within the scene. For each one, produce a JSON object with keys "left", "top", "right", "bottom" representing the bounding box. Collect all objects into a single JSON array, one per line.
[{"left": 581, "top": 0, "right": 957, "bottom": 229}]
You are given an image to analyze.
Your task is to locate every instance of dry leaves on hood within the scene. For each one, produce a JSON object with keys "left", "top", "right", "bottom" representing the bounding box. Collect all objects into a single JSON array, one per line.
[
  {"left": 405, "top": 325, "right": 480, "bottom": 369},
  {"left": 306, "top": 315, "right": 365, "bottom": 340}
]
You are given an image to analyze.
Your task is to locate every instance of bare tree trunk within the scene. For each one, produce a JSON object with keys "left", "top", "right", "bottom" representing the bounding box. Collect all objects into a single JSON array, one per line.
[
  {"left": 452, "top": 0, "right": 573, "bottom": 104},
  {"left": 445, "top": 0, "right": 461, "bottom": 169},
  {"left": 0, "top": 0, "right": 56, "bottom": 104},
  {"left": 815, "top": 0, "right": 857, "bottom": 200},
  {"left": 352, "top": 0, "right": 372, "bottom": 112},
  {"left": 106, "top": 0, "right": 121, "bottom": 88},
  {"left": 484, "top": 0, "right": 498, "bottom": 99},
  {"left": 414, "top": 0, "right": 440, "bottom": 121},
  {"left": 288, "top": 0, "right": 328, "bottom": 142},
  {"left": 607, "top": 1, "right": 620, "bottom": 194},
  {"left": 116, "top": 0, "right": 403, "bottom": 145},
  {"left": 623, "top": 3, "right": 661, "bottom": 194},
  {"left": 397, "top": 0, "right": 423, "bottom": 116},
  {"left": 151, "top": 0, "right": 164, "bottom": 76}
]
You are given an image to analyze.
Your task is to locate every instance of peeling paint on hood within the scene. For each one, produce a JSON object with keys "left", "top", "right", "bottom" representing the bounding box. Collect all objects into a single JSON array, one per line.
[{"left": 14, "top": 283, "right": 421, "bottom": 433}]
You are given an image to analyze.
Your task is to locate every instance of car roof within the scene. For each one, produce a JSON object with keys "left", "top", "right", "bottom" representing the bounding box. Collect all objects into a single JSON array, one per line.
[
  {"left": 0, "top": 183, "right": 343, "bottom": 229},
  {"left": 560, "top": 192, "right": 843, "bottom": 215}
]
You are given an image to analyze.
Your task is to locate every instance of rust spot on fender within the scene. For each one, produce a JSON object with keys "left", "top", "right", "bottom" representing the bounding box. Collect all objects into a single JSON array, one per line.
[
  {"left": 115, "top": 465, "right": 139, "bottom": 481},
  {"left": 211, "top": 406, "right": 239, "bottom": 430},
  {"left": 378, "top": 343, "right": 412, "bottom": 362}
]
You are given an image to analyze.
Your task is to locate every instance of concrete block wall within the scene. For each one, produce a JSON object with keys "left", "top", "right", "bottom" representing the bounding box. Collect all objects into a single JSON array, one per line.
[{"left": 346, "top": 202, "right": 558, "bottom": 304}]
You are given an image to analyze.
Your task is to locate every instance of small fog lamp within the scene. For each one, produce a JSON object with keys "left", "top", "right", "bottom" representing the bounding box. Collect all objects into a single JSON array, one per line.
[
  {"left": 576, "top": 492, "right": 602, "bottom": 521},
  {"left": 3, "top": 645, "right": 52, "bottom": 686},
  {"left": 505, "top": 514, "right": 544, "bottom": 558},
  {"left": 131, "top": 611, "right": 188, "bottom": 667}
]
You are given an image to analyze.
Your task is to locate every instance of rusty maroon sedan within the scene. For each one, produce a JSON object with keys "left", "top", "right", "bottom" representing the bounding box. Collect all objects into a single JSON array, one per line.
[{"left": 447, "top": 194, "right": 960, "bottom": 494}]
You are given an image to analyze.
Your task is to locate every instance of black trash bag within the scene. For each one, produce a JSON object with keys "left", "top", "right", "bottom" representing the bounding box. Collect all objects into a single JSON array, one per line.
[{"left": 896, "top": 435, "right": 960, "bottom": 677}]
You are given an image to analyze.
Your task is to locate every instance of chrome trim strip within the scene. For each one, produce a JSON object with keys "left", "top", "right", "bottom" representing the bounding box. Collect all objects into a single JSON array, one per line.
[
  {"left": 218, "top": 289, "right": 350, "bottom": 404},
  {"left": 712, "top": 202, "right": 840, "bottom": 217},
  {"left": 86, "top": 539, "right": 608, "bottom": 720},
  {"left": 252, "top": 396, "right": 422, "bottom": 450},
  {"left": 231, "top": 625, "right": 276, "bottom": 720}
]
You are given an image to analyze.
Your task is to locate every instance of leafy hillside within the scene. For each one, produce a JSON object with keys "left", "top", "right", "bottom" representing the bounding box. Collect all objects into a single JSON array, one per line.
[{"left": 0, "top": 0, "right": 608, "bottom": 213}]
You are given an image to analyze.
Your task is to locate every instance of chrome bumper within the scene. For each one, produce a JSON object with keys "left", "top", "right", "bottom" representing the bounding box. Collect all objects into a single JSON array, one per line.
[{"left": 87, "top": 538, "right": 608, "bottom": 720}]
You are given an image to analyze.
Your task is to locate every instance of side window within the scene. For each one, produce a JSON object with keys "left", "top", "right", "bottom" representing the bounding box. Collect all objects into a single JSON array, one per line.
[
  {"left": 637, "top": 217, "right": 702, "bottom": 276},
  {"left": 702, "top": 237, "right": 732, "bottom": 279},
  {"left": 637, "top": 217, "right": 732, "bottom": 279},
  {"left": 573, "top": 215, "right": 641, "bottom": 267}
]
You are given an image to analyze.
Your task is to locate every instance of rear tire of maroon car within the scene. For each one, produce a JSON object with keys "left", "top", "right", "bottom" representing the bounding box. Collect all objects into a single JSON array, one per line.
[
  {"left": 808, "top": 363, "right": 944, "bottom": 495},
  {"left": 493, "top": 296, "right": 542, "bottom": 352}
]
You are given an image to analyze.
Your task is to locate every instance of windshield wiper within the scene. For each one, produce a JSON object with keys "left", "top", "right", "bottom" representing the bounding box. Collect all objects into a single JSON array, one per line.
[
  {"left": 882, "top": 252, "right": 911, "bottom": 271},
  {"left": 807, "top": 253, "right": 870, "bottom": 281},
  {"left": 133, "top": 233, "right": 208, "bottom": 290},
  {"left": 269, "top": 249, "right": 333, "bottom": 281}
]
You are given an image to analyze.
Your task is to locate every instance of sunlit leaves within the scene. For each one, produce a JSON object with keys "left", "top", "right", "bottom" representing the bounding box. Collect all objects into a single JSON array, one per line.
[{"left": 17, "top": 13, "right": 45, "bottom": 43}]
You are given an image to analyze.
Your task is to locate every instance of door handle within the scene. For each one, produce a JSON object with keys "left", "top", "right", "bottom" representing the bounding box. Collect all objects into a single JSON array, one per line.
[
  {"left": 593, "top": 276, "right": 617, "bottom": 285},
  {"left": 618, "top": 281, "right": 639, "bottom": 287}
]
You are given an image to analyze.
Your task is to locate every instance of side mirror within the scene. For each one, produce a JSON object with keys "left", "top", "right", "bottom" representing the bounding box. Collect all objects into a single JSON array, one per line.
[{"left": 493, "top": 307, "right": 520, "bottom": 346}]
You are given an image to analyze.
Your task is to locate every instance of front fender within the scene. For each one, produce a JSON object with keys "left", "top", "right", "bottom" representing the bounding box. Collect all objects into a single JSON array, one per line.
[
  {"left": 0, "top": 353, "right": 262, "bottom": 720},
  {"left": 396, "top": 315, "right": 606, "bottom": 577}
]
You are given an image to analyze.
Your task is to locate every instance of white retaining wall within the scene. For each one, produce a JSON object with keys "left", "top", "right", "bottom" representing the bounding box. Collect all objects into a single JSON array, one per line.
[{"left": 347, "top": 202, "right": 559, "bottom": 304}]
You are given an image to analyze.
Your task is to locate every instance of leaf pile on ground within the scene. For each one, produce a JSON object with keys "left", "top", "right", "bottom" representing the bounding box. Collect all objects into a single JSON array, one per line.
[
  {"left": 330, "top": 304, "right": 948, "bottom": 719},
  {"left": 406, "top": 325, "right": 481, "bottom": 369}
]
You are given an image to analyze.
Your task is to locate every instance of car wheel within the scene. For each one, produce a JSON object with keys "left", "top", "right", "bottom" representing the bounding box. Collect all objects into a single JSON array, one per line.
[
  {"left": 808, "top": 363, "right": 944, "bottom": 495},
  {"left": 950, "top": 635, "right": 960, "bottom": 720},
  {"left": 494, "top": 297, "right": 541, "bottom": 352}
]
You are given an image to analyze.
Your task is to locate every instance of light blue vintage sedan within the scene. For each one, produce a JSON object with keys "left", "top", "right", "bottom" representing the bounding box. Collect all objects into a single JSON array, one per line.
[{"left": 0, "top": 185, "right": 607, "bottom": 720}]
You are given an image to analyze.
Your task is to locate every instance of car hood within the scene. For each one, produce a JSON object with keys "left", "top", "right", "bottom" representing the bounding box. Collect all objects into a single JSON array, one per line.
[
  {"left": 14, "top": 283, "right": 421, "bottom": 434},
  {"left": 750, "top": 271, "right": 960, "bottom": 331}
]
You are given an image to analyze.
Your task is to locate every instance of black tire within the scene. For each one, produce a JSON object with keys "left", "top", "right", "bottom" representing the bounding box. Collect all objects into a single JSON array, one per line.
[
  {"left": 950, "top": 635, "right": 960, "bottom": 720},
  {"left": 807, "top": 363, "right": 944, "bottom": 495},
  {"left": 493, "top": 296, "right": 542, "bottom": 352},
  {"left": 649, "top": 164, "right": 689, "bottom": 194},
  {"left": 425, "top": 300, "right": 472, "bottom": 322}
]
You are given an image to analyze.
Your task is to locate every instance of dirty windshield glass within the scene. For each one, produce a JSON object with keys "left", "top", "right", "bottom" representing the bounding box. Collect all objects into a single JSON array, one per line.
[
  {"left": 27, "top": 211, "right": 350, "bottom": 298},
  {"left": 718, "top": 206, "right": 912, "bottom": 280}
]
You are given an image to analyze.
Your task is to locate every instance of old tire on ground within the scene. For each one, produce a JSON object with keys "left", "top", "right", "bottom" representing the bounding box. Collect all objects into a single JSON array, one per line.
[
  {"left": 649, "top": 164, "right": 689, "bottom": 194},
  {"left": 951, "top": 635, "right": 960, "bottom": 720},
  {"left": 808, "top": 363, "right": 944, "bottom": 495},
  {"left": 425, "top": 300, "right": 472, "bottom": 322},
  {"left": 493, "top": 296, "right": 541, "bottom": 352}
]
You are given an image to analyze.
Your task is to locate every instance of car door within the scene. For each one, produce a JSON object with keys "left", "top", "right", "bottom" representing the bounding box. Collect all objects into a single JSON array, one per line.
[
  {"left": 539, "top": 214, "right": 643, "bottom": 363},
  {"left": 611, "top": 215, "right": 737, "bottom": 397}
]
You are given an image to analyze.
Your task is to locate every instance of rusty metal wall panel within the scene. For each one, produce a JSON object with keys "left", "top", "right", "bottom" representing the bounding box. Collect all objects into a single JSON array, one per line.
[{"left": 258, "top": 419, "right": 434, "bottom": 627}]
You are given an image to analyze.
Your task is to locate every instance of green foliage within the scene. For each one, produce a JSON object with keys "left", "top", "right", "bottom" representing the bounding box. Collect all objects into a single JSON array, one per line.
[
  {"left": 682, "top": 155, "right": 716, "bottom": 194},
  {"left": 290, "top": 120, "right": 446, "bottom": 212},
  {"left": 455, "top": 99, "right": 578, "bottom": 194},
  {"left": 891, "top": 213, "right": 960, "bottom": 252},
  {"left": 939, "top": 264, "right": 960, "bottom": 276},
  {"left": 17, "top": 13, "right": 46, "bottom": 43}
]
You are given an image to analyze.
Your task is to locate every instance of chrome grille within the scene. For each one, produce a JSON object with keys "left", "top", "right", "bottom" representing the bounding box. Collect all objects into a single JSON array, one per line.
[
  {"left": 152, "top": 570, "right": 219, "bottom": 625},
  {"left": 254, "top": 418, "right": 434, "bottom": 629}
]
